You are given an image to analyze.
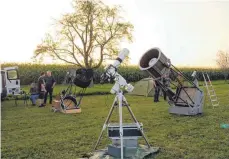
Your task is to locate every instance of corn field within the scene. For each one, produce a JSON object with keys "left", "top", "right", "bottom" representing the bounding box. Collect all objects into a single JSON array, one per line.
[{"left": 1, "top": 63, "right": 228, "bottom": 85}]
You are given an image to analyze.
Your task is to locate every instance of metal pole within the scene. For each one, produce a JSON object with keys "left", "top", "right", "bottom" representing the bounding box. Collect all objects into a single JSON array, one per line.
[
  {"left": 171, "top": 65, "right": 201, "bottom": 91},
  {"left": 118, "top": 92, "right": 124, "bottom": 159}
]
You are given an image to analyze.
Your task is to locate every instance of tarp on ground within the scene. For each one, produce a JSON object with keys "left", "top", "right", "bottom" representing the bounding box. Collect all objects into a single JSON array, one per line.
[{"left": 81, "top": 145, "right": 159, "bottom": 159}]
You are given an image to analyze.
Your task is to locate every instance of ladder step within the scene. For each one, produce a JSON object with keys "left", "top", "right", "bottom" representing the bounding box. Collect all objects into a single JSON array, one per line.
[{"left": 203, "top": 72, "right": 220, "bottom": 108}]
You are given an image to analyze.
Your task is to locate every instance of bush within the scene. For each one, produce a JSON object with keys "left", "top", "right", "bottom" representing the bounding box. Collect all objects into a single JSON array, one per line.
[{"left": 1, "top": 63, "right": 226, "bottom": 85}]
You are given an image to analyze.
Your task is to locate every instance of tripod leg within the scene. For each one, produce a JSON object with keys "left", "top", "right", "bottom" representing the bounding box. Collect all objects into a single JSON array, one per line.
[
  {"left": 94, "top": 96, "right": 117, "bottom": 150},
  {"left": 123, "top": 96, "right": 151, "bottom": 148},
  {"left": 118, "top": 93, "right": 124, "bottom": 159}
]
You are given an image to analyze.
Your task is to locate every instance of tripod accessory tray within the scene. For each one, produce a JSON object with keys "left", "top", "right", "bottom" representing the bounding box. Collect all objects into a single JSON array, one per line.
[{"left": 108, "top": 123, "right": 143, "bottom": 138}]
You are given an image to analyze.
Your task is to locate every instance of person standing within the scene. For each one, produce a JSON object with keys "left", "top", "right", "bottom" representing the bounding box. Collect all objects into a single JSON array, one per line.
[
  {"left": 38, "top": 72, "right": 46, "bottom": 107},
  {"left": 162, "top": 77, "right": 171, "bottom": 101},
  {"left": 154, "top": 80, "right": 160, "bottom": 102},
  {"left": 161, "top": 78, "right": 167, "bottom": 101},
  {"left": 44, "top": 71, "right": 56, "bottom": 105}
]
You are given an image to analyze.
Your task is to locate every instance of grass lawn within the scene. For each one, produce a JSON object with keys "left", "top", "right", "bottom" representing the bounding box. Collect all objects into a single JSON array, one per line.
[
  {"left": 20, "top": 83, "right": 112, "bottom": 96},
  {"left": 1, "top": 81, "right": 229, "bottom": 159},
  {"left": 19, "top": 80, "right": 229, "bottom": 96}
]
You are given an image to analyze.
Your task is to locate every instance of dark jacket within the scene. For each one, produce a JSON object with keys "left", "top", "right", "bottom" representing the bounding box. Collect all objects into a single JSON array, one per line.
[{"left": 30, "top": 83, "right": 39, "bottom": 95}]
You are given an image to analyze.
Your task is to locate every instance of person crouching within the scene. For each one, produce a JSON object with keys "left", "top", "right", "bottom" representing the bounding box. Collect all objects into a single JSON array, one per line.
[{"left": 29, "top": 82, "right": 39, "bottom": 106}]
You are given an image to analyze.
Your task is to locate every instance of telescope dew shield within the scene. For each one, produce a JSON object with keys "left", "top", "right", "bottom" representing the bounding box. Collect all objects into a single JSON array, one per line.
[
  {"left": 139, "top": 48, "right": 170, "bottom": 79},
  {"left": 113, "top": 48, "right": 129, "bottom": 68}
]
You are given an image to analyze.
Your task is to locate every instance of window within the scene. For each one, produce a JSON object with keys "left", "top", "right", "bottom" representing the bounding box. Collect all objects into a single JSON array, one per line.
[{"left": 7, "top": 70, "right": 19, "bottom": 80}]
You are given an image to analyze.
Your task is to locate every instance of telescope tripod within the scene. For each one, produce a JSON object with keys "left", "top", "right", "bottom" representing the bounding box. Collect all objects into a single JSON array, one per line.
[{"left": 94, "top": 91, "right": 151, "bottom": 159}]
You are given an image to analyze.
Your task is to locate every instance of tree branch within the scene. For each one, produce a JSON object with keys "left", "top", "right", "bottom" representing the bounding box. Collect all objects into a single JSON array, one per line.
[
  {"left": 65, "top": 29, "right": 84, "bottom": 67},
  {"left": 68, "top": 21, "right": 85, "bottom": 45},
  {"left": 64, "top": 28, "right": 84, "bottom": 57},
  {"left": 53, "top": 50, "right": 78, "bottom": 65}
]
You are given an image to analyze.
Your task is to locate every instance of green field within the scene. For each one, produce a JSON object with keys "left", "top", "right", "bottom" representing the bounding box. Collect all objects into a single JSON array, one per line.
[
  {"left": 1, "top": 82, "right": 229, "bottom": 159},
  {"left": 14, "top": 80, "right": 229, "bottom": 96},
  {"left": 20, "top": 83, "right": 113, "bottom": 96}
]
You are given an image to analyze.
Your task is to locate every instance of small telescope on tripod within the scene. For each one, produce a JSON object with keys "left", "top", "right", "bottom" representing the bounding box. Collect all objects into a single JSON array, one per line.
[
  {"left": 139, "top": 47, "right": 204, "bottom": 115},
  {"left": 93, "top": 49, "right": 158, "bottom": 159}
]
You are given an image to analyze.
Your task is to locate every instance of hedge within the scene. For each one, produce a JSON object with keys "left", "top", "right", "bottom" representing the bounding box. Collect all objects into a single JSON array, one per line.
[{"left": 1, "top": 63, "right": 228, "bottom": 85}]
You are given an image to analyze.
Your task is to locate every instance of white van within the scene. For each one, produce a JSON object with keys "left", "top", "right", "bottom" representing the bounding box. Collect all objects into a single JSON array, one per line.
[{"left": 1, "top": 66, "right": 21, "bottom": 99}]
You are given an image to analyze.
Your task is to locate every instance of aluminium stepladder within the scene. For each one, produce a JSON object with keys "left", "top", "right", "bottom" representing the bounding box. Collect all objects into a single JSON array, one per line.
[{"left": 202, "top": 73, "right": 219, "bottom": 108}]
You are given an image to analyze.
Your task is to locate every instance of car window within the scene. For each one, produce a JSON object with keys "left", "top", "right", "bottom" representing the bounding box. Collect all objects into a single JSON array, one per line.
[{"left": 7, "top": 70, "right": 19, "bottom": 80}]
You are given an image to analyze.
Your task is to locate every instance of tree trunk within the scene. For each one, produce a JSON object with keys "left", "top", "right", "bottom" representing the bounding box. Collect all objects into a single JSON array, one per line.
[{"left": 93, "top": 46, "right": 104, "bottom": 69}]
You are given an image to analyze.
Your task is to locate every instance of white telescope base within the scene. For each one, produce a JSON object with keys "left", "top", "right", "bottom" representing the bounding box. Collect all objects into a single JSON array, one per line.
[{"left": 169, "top": 105, "right": 203, "bottom": 116}]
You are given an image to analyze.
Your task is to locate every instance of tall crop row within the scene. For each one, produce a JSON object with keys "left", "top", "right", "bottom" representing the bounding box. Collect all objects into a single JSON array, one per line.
[{"left": 1, "top": 63, "right": 227, "bottom": 85}]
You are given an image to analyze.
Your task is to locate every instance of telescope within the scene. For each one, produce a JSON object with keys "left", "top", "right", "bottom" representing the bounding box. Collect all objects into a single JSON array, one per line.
[
  {"left": 101, "top": 48, "right": 134, "bottom": 94},
  {"left": 139, "top": 48, "right": 204, "bottom": 115},
  {"left": 57, "top": 68, "right": 94, "bottom": 112},
  {"left": 94, "top": 48, "right": 154, "bottom": 159}
]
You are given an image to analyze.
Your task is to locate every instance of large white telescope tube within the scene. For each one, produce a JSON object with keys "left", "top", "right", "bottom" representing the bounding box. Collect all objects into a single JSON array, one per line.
[
  {"left": 112, "top": 48, "right": 129, "bottom": 68},
  {"left": 101, "top": 48, "right": 134, "bottom": 94},
  {"left": 104, "top": 48, "right": 129, "bottom": 77}
]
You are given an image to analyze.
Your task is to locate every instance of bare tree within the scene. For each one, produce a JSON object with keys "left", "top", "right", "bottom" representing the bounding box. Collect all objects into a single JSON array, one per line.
[
  {"left": 216, "top": 50, "right": 229, "bottom": 82},
  {"left": 33, "top": 0, "right": 133, "bottom": 69}
]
